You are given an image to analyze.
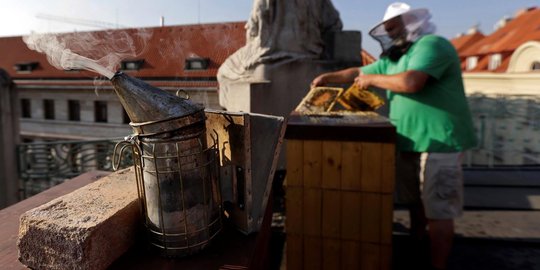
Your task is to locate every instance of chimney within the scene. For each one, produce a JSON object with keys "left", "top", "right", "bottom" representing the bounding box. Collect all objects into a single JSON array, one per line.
[
  {"left": 467, "top": 24, "right": 480, "bottom": 35},
  {"left": 515, "top": 6, "right": 537, "bottom": 17},
  {"left": 494, "top": 15, "right": 512, "bottom": 30},
  {"left": 160, "top": 16, "right": 164, "bottom": 27}
]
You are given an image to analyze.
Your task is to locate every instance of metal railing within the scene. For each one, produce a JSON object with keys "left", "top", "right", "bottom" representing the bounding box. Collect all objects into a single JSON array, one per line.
[
  {"left": 465, "top": 93, "right": 540, "bottom": 167},
  {"left": 17, "top": 138, "right": 133, "bottom": 199},
  {"left": 14, "top": 93, "right": 540, "bottom": 199}
]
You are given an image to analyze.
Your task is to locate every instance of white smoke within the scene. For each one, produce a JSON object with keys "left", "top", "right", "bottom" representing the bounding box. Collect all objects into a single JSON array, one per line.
[{"left": 23, "top": 28, "right": 153, "bottom": 79}]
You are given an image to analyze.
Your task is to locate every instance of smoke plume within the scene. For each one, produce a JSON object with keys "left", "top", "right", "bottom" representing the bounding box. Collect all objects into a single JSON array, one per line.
[{"left": 23, "top": 29, "right": 153, "bottom": 79}]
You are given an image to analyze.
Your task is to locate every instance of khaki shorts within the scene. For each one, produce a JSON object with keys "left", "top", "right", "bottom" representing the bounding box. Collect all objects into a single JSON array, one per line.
[{"left": 395, "top": 152, "right": 464, "bottom": 219}]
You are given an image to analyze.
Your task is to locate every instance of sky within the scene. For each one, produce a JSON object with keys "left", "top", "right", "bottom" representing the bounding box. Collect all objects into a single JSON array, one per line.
[{"left": 0, "top": 0, "right": 538, "bottom": 56}]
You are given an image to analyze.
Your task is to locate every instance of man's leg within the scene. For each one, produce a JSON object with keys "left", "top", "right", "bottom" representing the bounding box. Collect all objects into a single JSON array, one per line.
[
  {"left": 428, "top": 219, "right": 454, "bottom": 270},
  {"left": 421, "top": 152, "right": 464, "bottom": 270},
  {"left": 409, "top": 202, "right": 428, "bottom": 240},
  {"left": 395, "top": 152, "right": 424, "bottom": 237},
  {"left": 395, "top": 152, "right": 432, "bottom": 268}
]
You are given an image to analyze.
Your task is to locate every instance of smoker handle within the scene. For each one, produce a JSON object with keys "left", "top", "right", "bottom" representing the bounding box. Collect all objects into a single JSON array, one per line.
[
  {"left": 175, "top": 89, "right": 190, "bottom": 100},
  {"left": 112, "top": 139, "right": 134, "bottom": 171}
]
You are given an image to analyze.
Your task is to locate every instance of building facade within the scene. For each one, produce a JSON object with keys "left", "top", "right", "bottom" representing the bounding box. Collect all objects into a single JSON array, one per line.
[
  {"left": 0, "top": 22, "right": 247, "bottom": 142},
  {"left": 451, "top": 7, "right": 540, "bottom": 166},
  {"left": 0, "top": 22, "right": 247, "bottom": 199}
]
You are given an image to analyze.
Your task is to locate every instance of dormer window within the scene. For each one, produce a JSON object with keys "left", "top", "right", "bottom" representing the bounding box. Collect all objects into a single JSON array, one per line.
[
  {"left": 14, "top": 62, "right": 39, "bottom": 73},
  {"left": 185, "top": 57, "right": 209, "bottom": 70},
  {"left": 488, "top": 53, "right": 502, "bottom": 71},
  {"left": 466, "top": 56, "right": 478, "bottom": 70},
  {"left": 64, "top": 68, "right": 82, "bottom": 73},
  {"left": 121, "top": 59, "right": 144, "bottom": 71},
  {"left": 531, "top": 61, "right": 540, "bottom": 70}
]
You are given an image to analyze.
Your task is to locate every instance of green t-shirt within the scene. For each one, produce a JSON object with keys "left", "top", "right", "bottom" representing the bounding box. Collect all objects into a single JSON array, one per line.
[{"left": 361, "top": 35, "right": 477, "bottom": 152}]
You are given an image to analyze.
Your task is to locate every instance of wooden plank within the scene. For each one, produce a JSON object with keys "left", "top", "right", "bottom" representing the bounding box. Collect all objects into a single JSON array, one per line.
[
  {"left": 381, "top": 143, "right": 396, "bottom": 194},
  {"left": 361, "top": 193, "right": 381, "bottom": 243},
  {"left": 340, "top": 191, "right": 361, "bottom": 240},
  {"left": 303, "top": 140, "right": 323, "bottom": 188},
  {"left": 380, "top": 194, "right": 394, "bottom": 245},
  {"left": 322, "top": 190, "right": 341, "bottom": 238},
  {"left": 286, "top": 234, "right": 303, "bottom": 270},
  {"left": 286, "top": 187, "right": 303, "bottom": 234},
  {"left": 361, "top": 243, "right": 381, "bottom": 270},
  {"left": 303, "top": 237, "right": 322, "bottom": 270},
  {"left": 380, "top": 244, "right": 392, "bottom": 270},
  {"left": 286, "top": 140, "right": 304, "bottom": 187},
  {"left": 205, "top": 111, "right": 247, "bottom": 165},
  {"left": 322, "top": 238, "right": 341, "bottom": 270},
  {"left": 341, "top": 142, "right": 362, "bottom": 191},
  {"left": 285, "top": 113, "right": 395, "bottom": 143},
  {"left": 303, "top": 189, "right": 322, "bottom": 237},
  {"left": 321, "top": 141, "right": 342, "bottom": 189},
  {"left": 340, "top": 240, "right": 361, "bottom": 270},
  {"left": 361, "top": 142, "right": 382, "bottom": 192}
]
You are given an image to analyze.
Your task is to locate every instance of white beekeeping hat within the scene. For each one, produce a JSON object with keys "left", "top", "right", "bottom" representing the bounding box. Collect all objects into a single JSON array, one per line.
[{"left": 369, "top": 2, "right": 436, "bottom": 52}]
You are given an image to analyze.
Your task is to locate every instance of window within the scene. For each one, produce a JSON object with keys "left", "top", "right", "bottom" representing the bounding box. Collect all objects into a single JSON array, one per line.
[
  {"left": 120, "top": 59, "right": 144, "bottom": 71},
  {"left": 94, "top": 101, "right": 108, "bottom": 123},
  {"left": 531, "top": 61, "right": 540, "bottom": 70},
  {"left": 64, "top": 68, "right": 82, "bottom": 73},
  {"left": 122, "top": 109, "right": 131, "bottom": 124},
  {"left": 488, "top": 54, "right": 502, "bottom": 71},
  {"left": 43, "top": 99, "right": 55, "bottom": 120},
  {"left": 21, "top": 99, "right": 31, "bottom": 118},
  {"left": 14, "top": 62, "right": 39, "bottom": 73},
  {"left": 68, "top": 100, "right": 80, "bottom": 121},
  {"left": 185, "top": 58, "right": 209, "bottom": 70},
  {"left": 466, "top": 56, "right": 478, "bottom": 70},
  {"left": 95, "top": 143, "right": 110, "bottom": 170}
]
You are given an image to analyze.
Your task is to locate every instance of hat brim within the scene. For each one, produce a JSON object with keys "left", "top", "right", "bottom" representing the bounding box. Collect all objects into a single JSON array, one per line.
[{"left": 369, "top": 8, "right": 429, "bottom": 37}]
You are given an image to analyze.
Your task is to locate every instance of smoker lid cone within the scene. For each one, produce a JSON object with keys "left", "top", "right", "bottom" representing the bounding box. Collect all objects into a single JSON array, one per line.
[{"left": 110, "top": 72, "right": 204, "bottom": 134}]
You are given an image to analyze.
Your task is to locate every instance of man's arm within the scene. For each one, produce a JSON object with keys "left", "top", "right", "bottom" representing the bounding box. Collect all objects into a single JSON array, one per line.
[
  {"left": 311, "top": 67, "right": 360, "bottom": 88},
  {"left": 356, "top": 70, "right": 429, "bottom": 93}
]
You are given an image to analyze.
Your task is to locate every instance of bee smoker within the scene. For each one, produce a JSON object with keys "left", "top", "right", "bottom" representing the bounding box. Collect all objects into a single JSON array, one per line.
[{"left": 111, "top": 72, "right": 221, "bottom": 257}]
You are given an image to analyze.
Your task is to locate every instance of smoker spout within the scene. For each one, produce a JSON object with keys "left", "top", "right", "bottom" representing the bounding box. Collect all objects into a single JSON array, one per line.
[{"left": 110, "top": 72, "right": 203, "bottom": 125}]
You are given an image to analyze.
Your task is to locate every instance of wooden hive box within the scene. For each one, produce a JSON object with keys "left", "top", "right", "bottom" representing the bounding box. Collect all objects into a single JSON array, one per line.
[{"left": 285, "top": 112, "right": 396, "bottom": 270}]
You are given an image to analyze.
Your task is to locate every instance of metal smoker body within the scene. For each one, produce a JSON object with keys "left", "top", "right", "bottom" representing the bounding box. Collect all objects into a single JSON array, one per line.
[{"left": 111, "top": 72, "right": 221, "bottom": 257}]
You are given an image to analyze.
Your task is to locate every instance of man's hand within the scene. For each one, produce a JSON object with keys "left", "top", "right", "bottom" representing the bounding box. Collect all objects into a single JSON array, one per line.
[
  {"left": 310, "top": 74, "right": 326, "bottom": 88},
  {"left": 354, "top": 73, "right": 372, "bottom": 90},
  {"left": 310, "top": 68, "right": 361, "bottom": 89}
]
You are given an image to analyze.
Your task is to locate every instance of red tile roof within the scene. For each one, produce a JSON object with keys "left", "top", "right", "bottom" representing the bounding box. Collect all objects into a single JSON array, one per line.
[
  {"left": 361, "top": 50, "right": 376, "bottom": 66},
  {"left": 0, "top": 22, "right": 247, "bottom": 80},
  {"left": 0, "top": 21, "right": 376, "bottom": 84},
  {"left": 451, "top": 32, "right": 485, "bottom": 52},
  {"left": 451, "top": 6, "right": 540, "bottom": 72},
  {"left": 460, "top": 7, "right": 540, "bottom": 57}
]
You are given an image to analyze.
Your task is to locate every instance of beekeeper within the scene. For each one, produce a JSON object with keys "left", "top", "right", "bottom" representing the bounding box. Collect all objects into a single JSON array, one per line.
[{"left": 311, "top": 3, "right": 477, "bottom": 269}]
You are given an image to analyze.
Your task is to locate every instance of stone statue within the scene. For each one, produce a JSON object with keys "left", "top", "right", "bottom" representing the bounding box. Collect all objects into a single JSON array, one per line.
[{"left": 218, "top": 0, "right": 343, "bottom": 110}]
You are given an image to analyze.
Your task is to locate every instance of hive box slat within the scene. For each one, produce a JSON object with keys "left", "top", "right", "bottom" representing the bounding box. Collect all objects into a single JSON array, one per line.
[
  {"left": 286, "top": 140, "right": 304, "bottom": 187},
  {"left": 285, "top": 112, "right": 395, "bottom": 270},
  {"left": 321, "top": 141, "right": 342, "bottom": 189}
]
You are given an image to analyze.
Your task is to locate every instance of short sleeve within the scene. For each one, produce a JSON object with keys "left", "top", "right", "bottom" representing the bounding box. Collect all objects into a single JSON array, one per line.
[
  {"left": 407, "top": 36, "right": 452, "bottom": 80},
  {"left": 361, "top": 60, "right": 385, "bottom": 75}
]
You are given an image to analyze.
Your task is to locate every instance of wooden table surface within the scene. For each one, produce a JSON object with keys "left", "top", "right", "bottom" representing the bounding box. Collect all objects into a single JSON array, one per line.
[{"left": 110, "top": 197, "right": 274, "bottom": 269}]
